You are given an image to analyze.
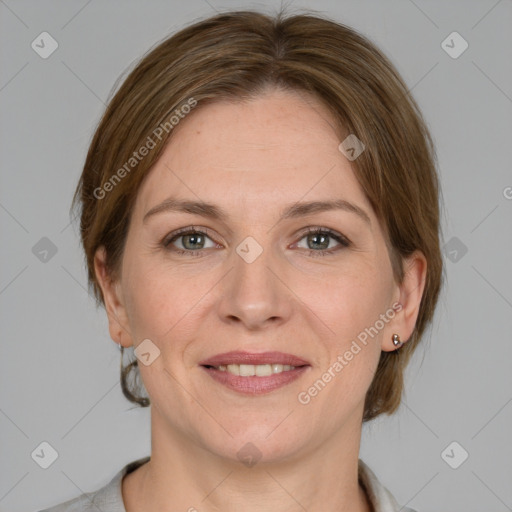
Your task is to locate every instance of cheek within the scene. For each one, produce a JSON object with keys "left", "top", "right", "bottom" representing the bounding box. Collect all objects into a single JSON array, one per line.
[
  {"left": 300, "top": 262, "right": 393, "bottom": 343},
  {"left": 300, "top": 263, "right": 392, "bottom": 388},
  {"left": 302, "top": 273, "right": 388, "bottom": 407},
  {"left": 122, "top": 260, "right": 202, "bottom": 342}
]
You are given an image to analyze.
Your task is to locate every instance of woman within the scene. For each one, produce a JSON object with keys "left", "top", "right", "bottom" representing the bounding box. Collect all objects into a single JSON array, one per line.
[{"left": 41, "top": 8, "right": 442, "bottom": 512}]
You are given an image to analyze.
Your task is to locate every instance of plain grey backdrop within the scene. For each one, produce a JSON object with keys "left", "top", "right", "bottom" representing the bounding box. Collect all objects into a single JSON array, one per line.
[{"left": 1, "top": 0, "right": 511, "bottom": 511}]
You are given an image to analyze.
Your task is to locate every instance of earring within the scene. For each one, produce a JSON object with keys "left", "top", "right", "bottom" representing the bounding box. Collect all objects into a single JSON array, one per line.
[{"left": 392, "top": 333, "right": 403, "bottom": 349}]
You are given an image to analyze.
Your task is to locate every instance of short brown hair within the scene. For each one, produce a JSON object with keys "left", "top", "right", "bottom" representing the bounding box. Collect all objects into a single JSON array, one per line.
[{"left": 72, "top": 9, "right": 443, "bottom": 421}]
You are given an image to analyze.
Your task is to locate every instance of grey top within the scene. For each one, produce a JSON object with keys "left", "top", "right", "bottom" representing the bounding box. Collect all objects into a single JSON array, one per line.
[{"left": 39, "top": 457, "right": 417, "bottom": 512}]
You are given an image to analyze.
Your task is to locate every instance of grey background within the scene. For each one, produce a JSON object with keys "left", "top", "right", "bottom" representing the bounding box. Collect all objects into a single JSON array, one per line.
[{"left": 1, "top": 0, "right": 511, "bottom": 511}]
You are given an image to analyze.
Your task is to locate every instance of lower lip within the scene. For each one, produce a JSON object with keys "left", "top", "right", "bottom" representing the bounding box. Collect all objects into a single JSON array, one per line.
[{"left": 200, "top": 366, "right": 310, "bottom": 394}]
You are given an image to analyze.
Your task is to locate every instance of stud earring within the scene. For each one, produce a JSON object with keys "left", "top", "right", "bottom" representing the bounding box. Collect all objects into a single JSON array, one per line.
[{"left": 392, "top": 333, "right": 403, "bottom": 349}]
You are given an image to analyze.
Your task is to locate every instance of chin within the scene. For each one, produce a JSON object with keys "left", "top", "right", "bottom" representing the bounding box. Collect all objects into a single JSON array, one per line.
[{"left": 202, "top": 420, "right": 310, "bottom": 466}]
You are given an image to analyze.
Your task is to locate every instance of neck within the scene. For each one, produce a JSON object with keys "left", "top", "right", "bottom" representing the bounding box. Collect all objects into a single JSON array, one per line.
[{"left": 123, "top": 411, "right": 372, "bottom": 512}]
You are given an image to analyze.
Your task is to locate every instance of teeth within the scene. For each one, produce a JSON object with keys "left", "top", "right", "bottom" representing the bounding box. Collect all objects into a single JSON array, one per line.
[
  {"left": 256, "top": 364, "right": 272, "bottom": 377},
  {"left": 227, "top": 364, "right": 239, "bottom": 375},
  {"left": 216, "top": 363, "right": 295, "bottom": 376}
]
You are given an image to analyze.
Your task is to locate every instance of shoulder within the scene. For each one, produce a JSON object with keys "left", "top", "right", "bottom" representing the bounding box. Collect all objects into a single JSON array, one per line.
[
  {"left": 37, "top": 457, "right": 150, "bottom": 512},
  {"left": 358, "top": 459, "right": 419, "bottom": 512},
  {"left": 38, "top": 491, "right": 105, "bottom": 512}
]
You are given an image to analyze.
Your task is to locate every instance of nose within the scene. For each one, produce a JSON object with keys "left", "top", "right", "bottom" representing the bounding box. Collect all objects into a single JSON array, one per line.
[{"left": 216, "top": 243, "right": 293, "bottom": 331}]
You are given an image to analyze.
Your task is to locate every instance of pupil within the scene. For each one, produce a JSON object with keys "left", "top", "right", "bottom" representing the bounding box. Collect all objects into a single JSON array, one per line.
[
  {"left": 310, "top": 233, "right": 328, "bottom": 250},
  {"left": 184, "top": 234, "right": 203, "bottom": 249}
]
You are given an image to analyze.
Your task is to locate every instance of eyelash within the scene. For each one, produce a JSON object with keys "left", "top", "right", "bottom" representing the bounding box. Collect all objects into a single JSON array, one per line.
[{"left": 162, "top": 225, "right": 351, "bottom": 258}]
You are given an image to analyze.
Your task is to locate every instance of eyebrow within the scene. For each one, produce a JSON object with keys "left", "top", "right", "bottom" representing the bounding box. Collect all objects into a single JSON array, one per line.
[{"left": 143, "top": 197, "right": 371, "bottom": 226}]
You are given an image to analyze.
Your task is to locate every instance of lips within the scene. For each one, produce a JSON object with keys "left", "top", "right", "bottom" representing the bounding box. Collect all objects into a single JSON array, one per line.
[
  {"left": 199, "top": 351, "right": 311, "bottom": 395},
  {"left": 199, "top": 351, "right": 310, "bottom": 367}
]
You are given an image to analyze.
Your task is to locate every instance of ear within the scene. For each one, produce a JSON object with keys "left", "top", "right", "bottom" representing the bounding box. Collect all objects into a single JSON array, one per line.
[
  {"left": 94, "top": 246, "right": 134, "bottom": 348},
  {"left": 382, "top": 250, "right": 427, "bottom": 352}
]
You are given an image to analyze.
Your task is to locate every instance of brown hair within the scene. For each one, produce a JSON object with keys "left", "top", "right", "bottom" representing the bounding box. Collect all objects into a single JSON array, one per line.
[{"left": 72, "top": 9, "right": 443, "bottom": 421}]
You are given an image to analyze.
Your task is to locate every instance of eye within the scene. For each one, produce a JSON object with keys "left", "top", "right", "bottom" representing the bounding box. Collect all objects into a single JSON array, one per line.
[
  {"left": 294, "top": 227, "right": 351, "bottom": 257},
  {"left": 162, "top": 226, "right": 218, "bottom": 257},
  {"left": 162, "top": 226, "right": 351, "bottom": 258}
]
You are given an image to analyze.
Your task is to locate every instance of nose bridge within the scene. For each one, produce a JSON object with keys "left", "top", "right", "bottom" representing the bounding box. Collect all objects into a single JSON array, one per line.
[{"left": 218, "top": 234, "right": 290, "bottom": 328}]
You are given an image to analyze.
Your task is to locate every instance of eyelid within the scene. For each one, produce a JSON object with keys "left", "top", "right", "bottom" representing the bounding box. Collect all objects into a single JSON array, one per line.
[
  {"left": 297, "top": 226, "right": 351, "bottom": 245},
  {"left": 162, "top": 225, "right": 220, "bottom": 247}
]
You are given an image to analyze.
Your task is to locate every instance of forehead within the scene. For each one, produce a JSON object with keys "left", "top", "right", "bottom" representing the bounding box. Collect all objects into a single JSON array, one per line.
[{"left": 135, "top": 89, "right": 374, "bottom": 221}]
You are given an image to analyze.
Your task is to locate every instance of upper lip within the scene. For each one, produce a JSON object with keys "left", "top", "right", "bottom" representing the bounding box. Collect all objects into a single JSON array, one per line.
[{"left": 199, "top": 351, "right": 310, "bottom": 367}]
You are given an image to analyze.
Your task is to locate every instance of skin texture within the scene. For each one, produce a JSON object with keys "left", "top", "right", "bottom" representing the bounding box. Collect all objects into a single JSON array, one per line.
[{"left": 95, "top": 88, "right": 426, "bottom": 512}]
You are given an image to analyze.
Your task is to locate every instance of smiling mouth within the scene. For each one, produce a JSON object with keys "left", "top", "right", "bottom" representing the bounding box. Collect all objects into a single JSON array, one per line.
[
  {"left": 201, "top": 364, "right": 309, "bottom": 394},
  {"left": 199, "top": 351, "right": 311, "bottom": 394},
  {"left": 203, "top": 363, "right": 301, "bottom": 377}
]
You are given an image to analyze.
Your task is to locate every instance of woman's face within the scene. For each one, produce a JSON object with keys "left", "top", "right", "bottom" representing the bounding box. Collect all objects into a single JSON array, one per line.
[{"left": 96, "top": 88, "right": 423, "bottom": 464}]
